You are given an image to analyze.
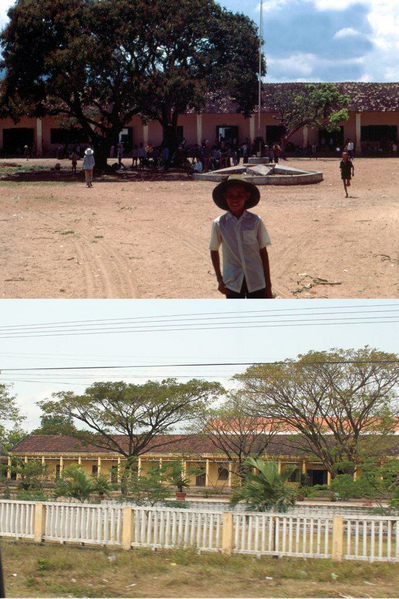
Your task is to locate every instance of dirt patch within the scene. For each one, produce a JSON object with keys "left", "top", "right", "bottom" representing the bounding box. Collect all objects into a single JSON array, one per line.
[{"left": 0, "top": 157, "right": 398, "bottom": 298}]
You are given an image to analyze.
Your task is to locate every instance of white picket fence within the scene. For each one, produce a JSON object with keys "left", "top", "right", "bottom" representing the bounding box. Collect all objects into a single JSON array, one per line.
[
  {"left": 233, "top": 514, "right": 333, "bottom": 558},
  {"left": 0, "top": 500, "right": 398, "bottom": 562},
  {"left": 344, "top": 515, "right": 399, "bottom": 562},
  {"left": 132, "top": 507, "right": 223, "bottom": 552},
  {"left": 0, "top": 500, "right": 35, "bottom": 539},
  {"left": 44, "top": 502, "right": 123, "bottom": 546}
]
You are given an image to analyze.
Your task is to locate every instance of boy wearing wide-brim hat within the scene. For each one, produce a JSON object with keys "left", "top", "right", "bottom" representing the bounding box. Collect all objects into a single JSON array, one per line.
[
  {"left": 82, "top": 148, "right": 95, "bottom": 187},
  {"left": 209, "top": 176, "right": 272, "bottom": 298}
]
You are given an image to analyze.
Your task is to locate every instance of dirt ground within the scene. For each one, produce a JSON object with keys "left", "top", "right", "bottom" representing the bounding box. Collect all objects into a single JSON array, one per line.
[
  {"left": 0, "top": 157, "right": 398, "bottom": 299},
  {"left": 3, "top": 541, "right": 399, "bottom": 598}
]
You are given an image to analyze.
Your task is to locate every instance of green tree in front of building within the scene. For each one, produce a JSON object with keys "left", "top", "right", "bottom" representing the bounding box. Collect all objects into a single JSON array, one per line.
[
  {"left": 0, "top": 383, "right": 26, "bottom": 454},
  {"left": 32, "top": 413, "right": 78, "bottom": 437},
  {"left": 329, "top": 458, "right": 399, "bottom": 514},
  {"left": 271, "top": 83, "right": 350, "bottom": 149},
  {"left": 0, "top": 0, "right": 263, "bottom": 169},
  {"left": 39, "top": 379, "right": 223, "bottom": 492},
  {"left": 235, "top": 347, "right": 399, "bottom": 481}
]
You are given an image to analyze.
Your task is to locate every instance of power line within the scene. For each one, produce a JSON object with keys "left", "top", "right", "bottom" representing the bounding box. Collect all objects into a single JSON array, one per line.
[
  {"left": 0, "top": 317, "right": 398, "bottom": 340},
  {"left": 0, "top": 303, "right": 397, "bottom": 332},
  {"left": 2, "top": 359, "right": 398, "bottom": 373}
]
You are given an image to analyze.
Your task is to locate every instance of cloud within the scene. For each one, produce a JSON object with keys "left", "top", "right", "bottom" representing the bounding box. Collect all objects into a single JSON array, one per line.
[
  {"left": 267, "top": 52, "right": 366, "bottom": 82},
  {"left": 334, "top": 27, "right": 362, "bottom": 39}
]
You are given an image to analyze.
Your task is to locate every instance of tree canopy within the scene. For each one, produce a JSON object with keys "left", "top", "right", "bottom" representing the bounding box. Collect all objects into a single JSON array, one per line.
[
  {"left": 0, "top": 0, "right": 263, "bottom": 168},
  {"left": 235, "top": 348, "right": 399, "bottom": 476},
  {"left": 271, "top": 83, "right": 350, "bottom": 147},
  {"left": 193, "top": 393, "right": 278, "bottom": 477},
  {"left": 0, "top": 383, "right": 25, "bottom": 453},
  {"left": 39, "top": 379, "right": 223, "bottom": 465},
  {"left": 32, "top": 413, "right": 79, "bottom": 437}
]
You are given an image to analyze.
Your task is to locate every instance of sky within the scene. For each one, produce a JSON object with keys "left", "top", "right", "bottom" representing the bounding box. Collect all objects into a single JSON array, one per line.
[
  {"left": 0, "top": 299, "right": 398, "bottom": 430},
  {"left": 0, "top": 0, "right": 397, "bottom": 82}
]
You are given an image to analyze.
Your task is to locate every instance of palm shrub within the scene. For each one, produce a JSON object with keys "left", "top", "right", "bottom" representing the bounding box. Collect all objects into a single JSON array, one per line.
[
  {"left": 53, "top": 465, "right": 113, "bottom": 503},
  {"left": 231, "top": 458, "right": 296, "bottom": 512}
]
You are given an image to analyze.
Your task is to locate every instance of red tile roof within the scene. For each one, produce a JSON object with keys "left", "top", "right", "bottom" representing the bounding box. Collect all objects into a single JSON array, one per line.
[
  {"left": 191, "top": 83, "right": 399, "bottom": 114},
  {"left": 11, "top": 434, "right": 399, "bottom": 458}
]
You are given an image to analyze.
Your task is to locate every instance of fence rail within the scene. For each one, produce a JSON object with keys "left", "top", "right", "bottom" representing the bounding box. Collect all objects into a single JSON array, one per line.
[
  {"left": 0, "top": 500, "right": 398, "bottom": 562},
  {"left": 44, "top": 503, "right": 123, "bottom": 546},
  {"left": 0, "top": 500, "right": 35, "bottom": 539},
  {"left": 132, "top": 507, "right": 223, "bottom": 552}
]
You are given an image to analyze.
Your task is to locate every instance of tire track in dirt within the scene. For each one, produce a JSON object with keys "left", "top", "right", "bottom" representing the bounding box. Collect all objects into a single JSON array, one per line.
[
  {"left": 80, "top": 237, "right": 138, "bottom": 298},
  {"left": 35, "top": 209, "right": 139, "bottom": 298}
]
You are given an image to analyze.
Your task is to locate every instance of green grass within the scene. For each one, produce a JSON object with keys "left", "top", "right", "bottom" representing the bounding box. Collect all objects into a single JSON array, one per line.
[{"left": 2, "top": 540, "right": 398, "bottom": 598}]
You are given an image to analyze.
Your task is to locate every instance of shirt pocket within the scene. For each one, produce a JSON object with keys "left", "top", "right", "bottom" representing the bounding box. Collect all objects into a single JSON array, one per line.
[{"left": 243, "top": 230, "right": 258, "bottom": 245}]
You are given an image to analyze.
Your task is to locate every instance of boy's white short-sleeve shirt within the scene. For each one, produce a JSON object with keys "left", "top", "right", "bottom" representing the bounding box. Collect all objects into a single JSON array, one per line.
[{"left": 209, "top": 210, "right": 271, "bottom": 293}]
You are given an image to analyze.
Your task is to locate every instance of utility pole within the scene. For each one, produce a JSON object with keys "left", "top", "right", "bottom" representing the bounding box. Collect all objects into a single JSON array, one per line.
[{"left": 257, "top": 0, "right": 264, "bottom": 139}]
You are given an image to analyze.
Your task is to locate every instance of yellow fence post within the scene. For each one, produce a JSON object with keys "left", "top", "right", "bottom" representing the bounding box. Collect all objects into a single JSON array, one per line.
[
  {"left": 122, "top": 507, "right": 134, "bottom": 550},
  {"left": 332, "top": 516, "right": 344, "bottom": 561},
  {"left": 222, "top": 512, "right": 233, "bottom": 555},
  {"left": 34, "top": 503, "right": 46, "bottom": 543}
]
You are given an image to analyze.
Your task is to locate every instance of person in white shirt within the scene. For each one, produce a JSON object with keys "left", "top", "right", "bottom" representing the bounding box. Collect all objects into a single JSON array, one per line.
[
  {"left": 82, "top": 148, "right": 95, "bottom": 187},
  {"left": 209, "top": 176, "right": 272, "bottom": 298},
  {"left": 347, "top": 139, "right": 354, "bottom": 158}
]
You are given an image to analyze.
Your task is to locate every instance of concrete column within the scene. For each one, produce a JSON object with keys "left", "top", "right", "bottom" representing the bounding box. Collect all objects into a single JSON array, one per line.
[
  {"left": 159, "top": 458, "right": 163, "bottom": 471},
  {"left": 182, "top": 460, "right": 187, "bottom": 478},
  {"left": 196, "top": 114, "right": 203, "bottom": 146},
  {"left": 117, "top": 457, "right": 121, "bottom": 483},
  {"left": 122, "top": 507, "right": 134, "bottom": 550},
  {"left": 355, "top": 112, "right": 361, "bottom": 153},
  {"left": 59, "top": 456, "right": 64, "bottom": 474},
  {"left": 332, "top": 516, "right": 344, "bottom": 561},
  {"left": 302, "top": 460, "right": 307, "bottom": 474},
  {"left": 143, "top": 123, "right": 149, "bottom": 145},
  {"left": 249, "top": 114, "right": 255, "bottom": 143},
  {"left": 222, "top": 512, "right": 234, "bottom": 555},
  {"left": 327, "top": 471, "right": 332, "bottom": 486},
  {"left": 78, "top": 456, "right": 82, "bottom": 466},
  {"left": 24, "top": 456, "right": 28, "bottom": 463},
  {"left": 228, "top": 462, "right": 233, "bottom": 487},
  {"left": 302, "top": 125, "right": 309, "bottom": 149},
  {"left": 97, "top": 457, "right": 101, "bottom": 475},
  {"left": 7, "top": 457, "right": 11, "bottom": 479},
  {"left": 41, "top": 456, "right": 45, "bottom": 466},
  {"left": 277, "top": 460, "right": 282, "bottom": 475},
  {"left": 205, "top": 459, "right": 210, "bottom": 487},
  {"left": 34, "top": 503, "right": 46, "bottom": 543},
  {"left": 138, "top": 457, "right": 142, "bottom": 478},
  {"left": 36, "top": 118, "right": 43, "bottom": 156}
]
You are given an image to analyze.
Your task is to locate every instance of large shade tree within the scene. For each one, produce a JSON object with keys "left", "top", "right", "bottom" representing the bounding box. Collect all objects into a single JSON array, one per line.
[
  {"left": 0, "top": 0, "right": 263, "bottom": 169},
  {"left": 38, "top": 379, "right": 223, "bottom": 476},
  {"left": 269, "top": 83, "right": 350, "bottom": 150},
  {"left": 235, "top": 348, "right": 399, "bottom": 478},
  {"left": 193, "top": 393, "right": 279, "bottom": 478}
]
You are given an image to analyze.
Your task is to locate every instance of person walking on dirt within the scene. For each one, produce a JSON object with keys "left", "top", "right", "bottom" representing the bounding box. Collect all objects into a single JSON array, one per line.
[
  {"left": 83, "top": 148, "right": 95, "bottom": 187},
  {"left": 70, "top": 148, "right": 78, "bottom": 173},
  {"left": 340, "top": 151, "right": 354, "bottom": 197},
  {"left": 24, "top": 145, "right": 29, "bottom": 160},
  {"left": 272, "top": 143, "right": 281, "bottom": 163},
  {"left": 117, "top": 141, "right": 124, "bottom": 168},
  {"left": 209, "top": 176, "right": 272, "bottom": 299}
]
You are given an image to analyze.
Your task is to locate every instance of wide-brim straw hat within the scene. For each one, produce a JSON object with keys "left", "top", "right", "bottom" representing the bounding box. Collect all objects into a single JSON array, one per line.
[
  {"left": 85, "top": 148, "right": 94, "bottom": 155},
  {"left": 212, "top": 175, "right": 260, "bottom": 211}
]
